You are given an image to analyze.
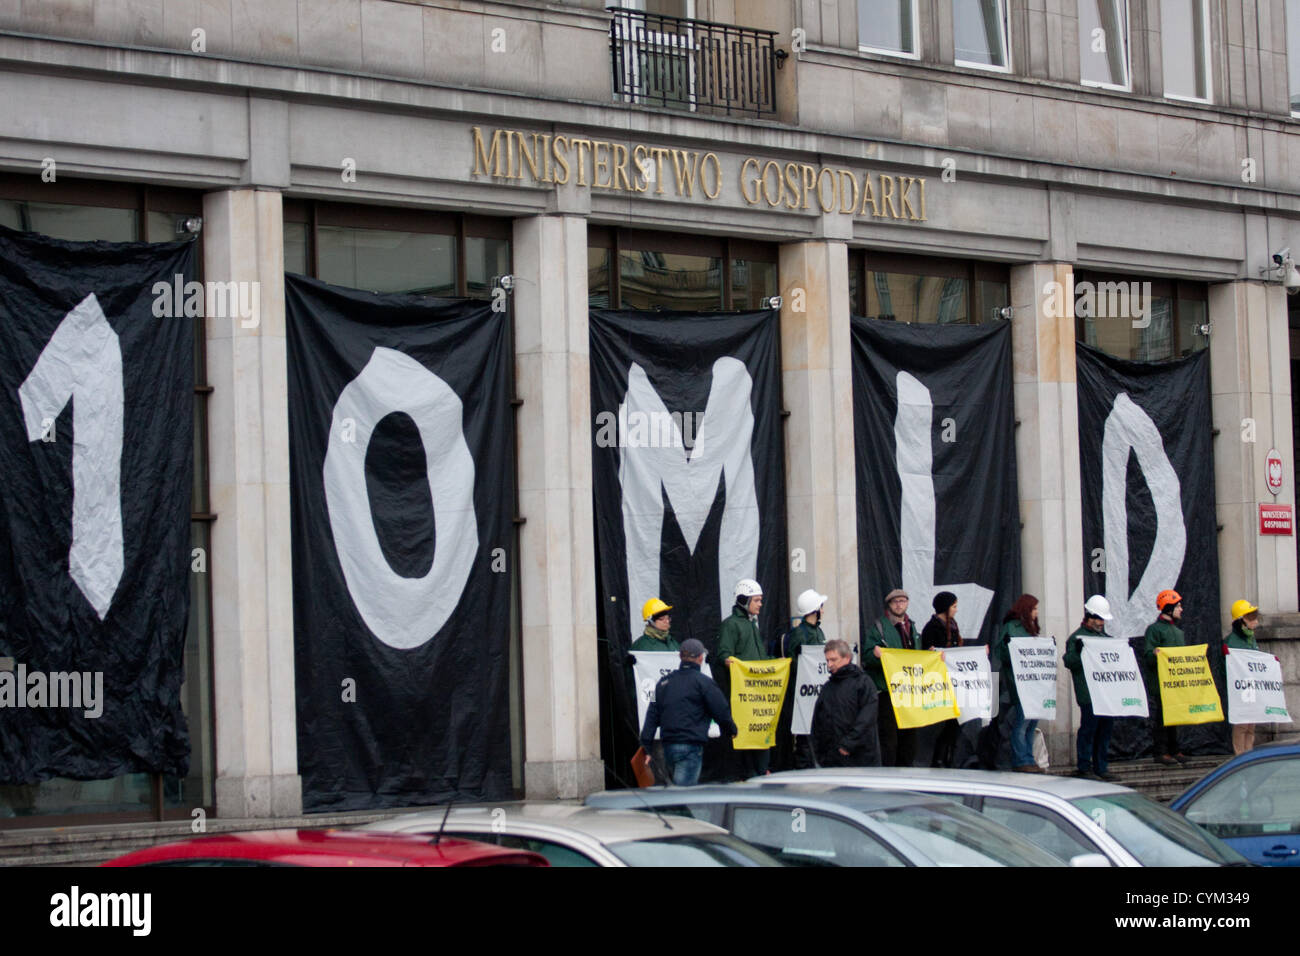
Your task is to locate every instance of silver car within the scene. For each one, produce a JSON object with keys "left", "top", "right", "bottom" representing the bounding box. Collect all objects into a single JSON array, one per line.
[
  {"left": 757, "top": 768, "right": 1249, "bottom": 867},
  {"left": 360, "top": 802, "right": 780, "bottom": 867},
  {"left": 586, "top": 783, "right": 1064, "bottom": 866}
]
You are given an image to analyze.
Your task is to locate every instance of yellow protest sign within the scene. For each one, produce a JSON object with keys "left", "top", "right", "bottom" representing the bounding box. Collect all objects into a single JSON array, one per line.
[
  {"left": 1156, "top": 644, "right": 1224, "bottom": 726},
  {"left": 880, "top": 648, "right": 960, "bottom": 729},
  {"left": 727, "top": 657, "right": 791, "bottom": 749}
]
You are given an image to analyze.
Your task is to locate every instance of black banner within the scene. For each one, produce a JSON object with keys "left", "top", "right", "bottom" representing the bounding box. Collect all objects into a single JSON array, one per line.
[
  {"left": 590, "top": 309, "right": 788, "bottom": 778},
  {"left": 0, "top": 225, "right": 195, "bottom": 783},
  {"left": 852, "top": 318, "right": 1021, "bottom": 648},
  {"left": 1077, "top": 343, "right": 1226, "bottom": 757},
  {"left": 287, "top": 274, "right": 514, "bottom": 810}
]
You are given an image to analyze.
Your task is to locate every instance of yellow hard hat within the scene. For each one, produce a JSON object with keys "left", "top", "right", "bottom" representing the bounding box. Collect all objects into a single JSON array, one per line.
[
  {"left": 1230, "top": 599, "right": 1258, "bottom": 621},
  {"left": 642, "top": 598, "right": 672, "bottom": 620}
]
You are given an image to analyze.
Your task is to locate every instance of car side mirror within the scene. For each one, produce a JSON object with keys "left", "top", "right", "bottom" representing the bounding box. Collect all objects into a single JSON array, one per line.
[{"left": 1069, "top": 853, "right": 1112, "bottom": 867}]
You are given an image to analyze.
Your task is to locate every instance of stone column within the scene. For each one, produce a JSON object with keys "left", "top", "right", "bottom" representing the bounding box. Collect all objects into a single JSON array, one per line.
[
  {"left": 1209, "top": 280, "right": 1299, "bottom": 629},
  {"left": 778, "top": 240, "right": 859, "bottom": 650},
  {"left": 512, "top": 213, "right": 605, "bottom": 798},
  {"left": 1010, "top": 262, "right": 1086, "bottom": 763},
  {"left": 204, "top": 187, "right": 301, "bottom": 817}
]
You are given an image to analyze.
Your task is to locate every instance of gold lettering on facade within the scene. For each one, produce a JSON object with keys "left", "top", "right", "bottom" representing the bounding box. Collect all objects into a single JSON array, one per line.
[
  {"left": 700, "top": 152, "right": 722, "bottom": 199},
  {"left": 471, "top": 126, "right": 506, "bottom": 178},
  {"left": 740, "top": 157, "right": 761, "bottom": 205},
  {"left": 816, "top": 168, "right": 837, "bottom": 213},
  {"left": 551, "top": 135, "right": 571, "bottom": 185},
  {"left": 783, "top": 163, "right": 800, "bottom": 210},
  {"left": 880, "top": 175, "right": 901, "bottom": 219},
  {"left": 838, "top": 170, "right": 857, "bottom": 214},
  {"left": 612, "top": 144, "right": 633, "bottom": 192}
]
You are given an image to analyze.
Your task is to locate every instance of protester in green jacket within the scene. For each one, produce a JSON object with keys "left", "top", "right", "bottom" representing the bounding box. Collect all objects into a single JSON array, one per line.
[
  {"left": 717, "top": 578, "right": 769, "bottom": 778},
  {"left": 862, "top": 588, "right": 919, "bottom": 767},
  {"left": 786, "top": 589, "right": 828, "bottom": 769},
  {"left": 1062, "top": 595, "right": 1120, "bottom": 780},
  {"left": 631, "top": 597, "right": 681, "bottom": 653},
  {"left": 1143, "top": 589, "right": 1188, "bottom": 766},
  {"left": 1224, "top": 599, "right": 1261, "bottom": 755}
]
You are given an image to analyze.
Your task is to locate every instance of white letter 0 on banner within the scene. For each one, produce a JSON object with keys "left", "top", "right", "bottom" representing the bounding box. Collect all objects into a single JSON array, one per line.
[{"left": 324, "top": 347, "right": 477, "bottom": 650}]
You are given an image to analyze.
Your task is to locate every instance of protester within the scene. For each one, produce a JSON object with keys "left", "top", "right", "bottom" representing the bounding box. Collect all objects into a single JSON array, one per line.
[
  {"left": 786, "top": 588, "right": 828, "bottom": 769},
  {"left": 717, "top": 578, "right": 769, "bottom": 777},
  {"left": 639, "top": 639, "right": 738, "bottom": 786},
  {"left": 919, "top": 591, "right": 962, "bottom": 767},
  {"left": 863, "top": 588, "right": 919, "bottom": 766},
  {"left": 1224, "top": 599, "right": 1261, "bottom": 755},
  {"left": 1063, "top": 595, "right": 1120, "bottom": 781},
  {"left": 1142, "top": 589, "right": 1188, "bottom": 766},
  {"left": 631, "top": 597, "right": 680, "bottom": 652},
  {"left": 995, "top": 594, "right": 1042, "bottom": 773},
  {"left": 812, "top": 639, "right": 881, "bottom": 767}
]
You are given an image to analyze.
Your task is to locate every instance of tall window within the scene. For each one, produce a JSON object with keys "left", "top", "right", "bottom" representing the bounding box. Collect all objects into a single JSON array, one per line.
[
  {"left": 588, "top": 228, "right": 778, "bottom": 310},
  {"left": 858, "top": 0, "right": 919, "bottom": 58},
  {"left": 1161, "top": 0, "right": 1211, "bottom": 102},
  {"left": 1079, "top": 0, "right": 1131, "bottom": 89},
  {"left": 953, "top": 0, "right": 1009, "bottom": 71},
  {"left": 848, "top": 252, "right": 1009, "bottom": 324},
  {"left": 1288, "top": 0, "right": 1300, "bottom": 113},
  {"left": 1075, "top": 274, "right": 1209, "bottom": 361}
]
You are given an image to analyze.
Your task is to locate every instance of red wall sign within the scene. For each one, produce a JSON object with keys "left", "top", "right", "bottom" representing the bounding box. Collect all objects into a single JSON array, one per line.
[{"left": 1260, "top": 504, "right": 1293, "bottom": 535}]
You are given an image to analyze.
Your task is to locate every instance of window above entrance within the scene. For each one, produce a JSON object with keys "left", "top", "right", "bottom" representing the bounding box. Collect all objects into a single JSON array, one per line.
[{"left": 848, "top": 251, "right": 1009, "bottom": 325}]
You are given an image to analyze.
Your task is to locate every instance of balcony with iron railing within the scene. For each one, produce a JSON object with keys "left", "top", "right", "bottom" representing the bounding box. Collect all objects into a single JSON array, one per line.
[{"left": 607, "top": 7, "right": 785, "bottom": 119}]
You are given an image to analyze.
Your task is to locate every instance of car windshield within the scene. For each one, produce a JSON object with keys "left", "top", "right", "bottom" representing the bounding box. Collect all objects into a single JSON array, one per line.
[
  {"left": 608, "top": 834, "right": 781, "bottom": 867},
  {"left": 866, "top": 802, "right": 1062, "bottom": 866},
  {"left": 1070, "top": 793, "right": 1249, "bottom": 866}
]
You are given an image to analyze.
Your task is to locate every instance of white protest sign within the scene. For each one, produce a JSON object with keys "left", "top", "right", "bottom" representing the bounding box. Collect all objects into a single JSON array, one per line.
[
  {"left": 632, "top": 651, "right": 720, "bottom": 738},
  {"left": 1008, "top": 636, "right": 1058, "bottom": 721},
  {"left": 1080, "top": 637, "right": 1148, "bottom": 717},
  {"left": 944, "top": 646, "right": 993, "bottom": 723},
  {"left": 1225, "top": 648, "right": 1292, "bottom": 724},
  {"left": 792, "top": 644, "right": 831, "bottom": 735}
]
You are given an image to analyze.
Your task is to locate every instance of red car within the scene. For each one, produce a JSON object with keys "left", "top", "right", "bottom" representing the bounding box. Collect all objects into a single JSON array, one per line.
[{"left": 102, "top": 828, "right": 549, "bottom": 867}]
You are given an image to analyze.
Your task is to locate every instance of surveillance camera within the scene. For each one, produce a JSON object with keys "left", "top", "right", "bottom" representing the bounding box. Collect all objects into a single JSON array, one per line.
[{"left": 1275, "top": 248, "right": 1292, "bottom": 266}]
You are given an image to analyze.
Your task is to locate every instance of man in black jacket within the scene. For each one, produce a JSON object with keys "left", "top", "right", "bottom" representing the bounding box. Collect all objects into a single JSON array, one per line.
[
  {"left": 811, "top": 639, "right": 882, "bottom": 767},
  {"left": 640, "top": 639, "right": 739, "bottom": 786}
]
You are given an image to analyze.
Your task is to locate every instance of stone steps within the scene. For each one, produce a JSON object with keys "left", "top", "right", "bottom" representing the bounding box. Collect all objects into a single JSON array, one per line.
[
  {"left": 1047, "top": 754, "right": 1232, "bottom": 803},
  {"left": 0, "top": 808, "right": 411, "bottom": 868}
]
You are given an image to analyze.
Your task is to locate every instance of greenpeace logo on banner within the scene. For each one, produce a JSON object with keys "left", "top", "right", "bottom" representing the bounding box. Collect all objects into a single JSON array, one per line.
[
  {"left": 152, "top": 274, "right": 260, "bottom": 327},
  {"left": 595, "top": 408, "right": 706, "bottom": 452},
  {"left": 896, "top": 372, "right": 994, "bottom": 641},
  {"left": 0, "top": 662, "right": 104, "bottom": 718},
  {"left": 1101, "top": 393, "right": 1186, "bottom": 641},
  {"left": 620, "top": 359, "right": 758, "bottom": 638}
]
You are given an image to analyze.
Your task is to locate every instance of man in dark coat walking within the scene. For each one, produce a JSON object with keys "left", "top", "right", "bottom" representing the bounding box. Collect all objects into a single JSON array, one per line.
[
  {"left": 811, "top": 639, "right": 881, "bottom": 767},
  {"left": 640, "top": 639, "right": 738, "bottom": 786}
]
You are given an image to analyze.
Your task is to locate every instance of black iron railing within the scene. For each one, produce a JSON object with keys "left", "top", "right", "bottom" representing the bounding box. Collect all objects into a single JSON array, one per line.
[{"left": 608, "top": 7, "right": 781, "bottom": 118}]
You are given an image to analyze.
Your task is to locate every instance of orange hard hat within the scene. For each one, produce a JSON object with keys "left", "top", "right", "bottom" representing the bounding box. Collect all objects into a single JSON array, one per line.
[{"left": 1156, "top": 589, "right": 1182, "bottom": 610}]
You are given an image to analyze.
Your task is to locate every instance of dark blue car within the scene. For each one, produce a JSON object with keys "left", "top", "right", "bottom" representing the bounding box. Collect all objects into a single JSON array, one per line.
[{"left": 1170, "top": 742, "right": 1300, "bottom": 866}]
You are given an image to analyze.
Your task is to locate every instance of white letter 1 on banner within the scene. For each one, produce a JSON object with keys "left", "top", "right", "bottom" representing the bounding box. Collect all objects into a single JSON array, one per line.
[
  {"left": 1101, "top": 392, "right": 1186, "bottom": 640},
  {"left": 895, "top": 371, "right": 994, "bottom": 641},
  {"left": 19, "top": 293, "right": 124, "bottom": 620},
  {"left": 324, "top": 347, "right": 477, "bottom": 650}
]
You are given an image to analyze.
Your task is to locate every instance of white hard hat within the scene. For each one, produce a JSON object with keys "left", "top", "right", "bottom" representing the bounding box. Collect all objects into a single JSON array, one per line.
[
  {"left": 1083, "top": 595, "right": 1113, "bottom": 620},
  {"left": 735, "top": 578, "right": 763, "bottom": 599},
  {"left": 795, "top": 589, "right": 828, "bottom": 617}
]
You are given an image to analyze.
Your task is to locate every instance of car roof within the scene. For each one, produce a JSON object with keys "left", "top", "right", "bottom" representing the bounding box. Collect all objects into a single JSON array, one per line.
[
  {"left": 760, "top": 767, "right": 1130, "bottom": 800},
  {"left": 588, "top": 784, "right": 956, "bottom": 814},
  {"left": 364, "top": 802, "right": 731, "bottom": 843},
  {"left": 102, "top": 828, "right": 548, "bottom": 867},
  {"left": 1171, "top": 741, "right": 1300, "bottom": 807}
]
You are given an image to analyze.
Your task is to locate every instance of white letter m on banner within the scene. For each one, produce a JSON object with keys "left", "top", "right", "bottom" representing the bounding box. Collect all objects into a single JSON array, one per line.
[{"left": 620, "top": 359, "right": 760, "bottom": 640}]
